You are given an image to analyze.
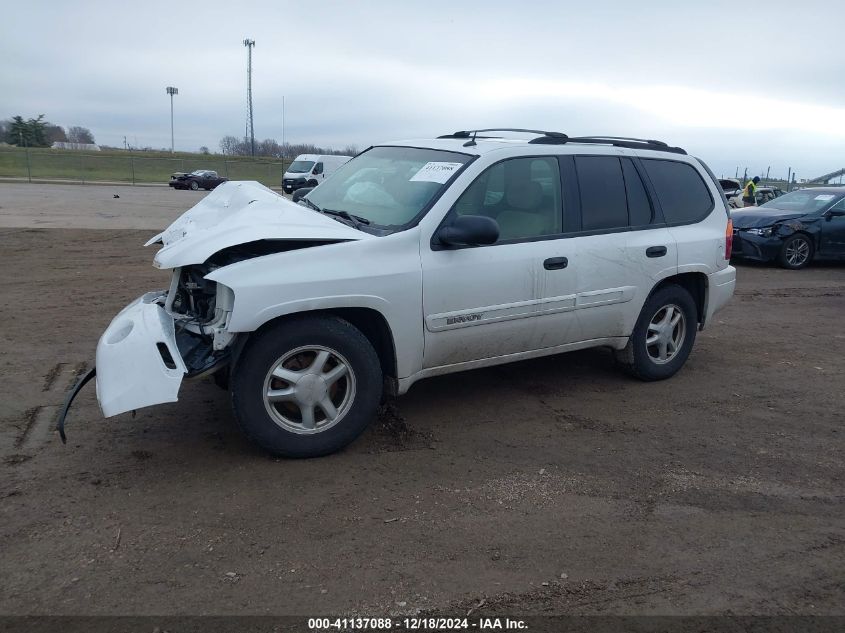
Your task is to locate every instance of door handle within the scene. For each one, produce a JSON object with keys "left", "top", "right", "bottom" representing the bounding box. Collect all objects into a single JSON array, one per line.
[
  {"left": 543, "top": 257, "right": 568, "bottom": 270},
  {"left": 646, "top": 246, "right": 667, "bottom": 258}
]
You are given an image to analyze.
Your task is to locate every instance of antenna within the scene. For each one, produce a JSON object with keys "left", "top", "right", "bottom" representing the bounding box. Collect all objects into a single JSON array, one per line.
[{"left": 243, "top": 38, "right": 256, "bottom": 156}]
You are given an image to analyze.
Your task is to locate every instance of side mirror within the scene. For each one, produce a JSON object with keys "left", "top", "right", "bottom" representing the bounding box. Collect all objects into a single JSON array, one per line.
[
  {"left": 825, "top": 208, "right": 845, "bottom": 218},
  {"left": 292, "top": 187, "right": 314, "bottom": 202},
  {"left": 436, "top": 215, "right": 499, "bottom": 247}
]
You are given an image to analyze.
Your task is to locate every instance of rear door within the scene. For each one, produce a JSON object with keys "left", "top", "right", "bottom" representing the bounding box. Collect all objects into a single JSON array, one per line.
[{"left": 554, "top": 154, "right": 677, "bottom": 343}]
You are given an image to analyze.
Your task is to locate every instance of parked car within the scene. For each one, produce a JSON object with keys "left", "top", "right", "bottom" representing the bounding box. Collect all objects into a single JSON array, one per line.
[
  {"left": 731, "top": 187, "right": 845, "bottom": 268},
  {"left": 720, "top": 178, "right": 742, "bottom": 201},
  {"left": 282, "top": 154, "right": 352, "bottom": 193},
  {"left": 169, "top": 170, "right": 227, "bottom": 191},
  {"left": 726, "top": 185, "right": 786, "bottom": 209},
  {"left": 60, "top": 130, "right": 736, "bottom": 458}
]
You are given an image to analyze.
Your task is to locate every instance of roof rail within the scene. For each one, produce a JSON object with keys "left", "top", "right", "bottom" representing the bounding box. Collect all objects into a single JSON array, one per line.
[
  {"left": 529, "top": 135, "right": 687, "bottom": 155},
  {"left": 437, "top": 128, "right": 567, "bottom": 147}
]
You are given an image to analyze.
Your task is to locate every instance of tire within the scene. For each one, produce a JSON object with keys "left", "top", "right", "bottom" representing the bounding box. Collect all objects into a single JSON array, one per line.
[
  {"left": 231, "top": 315, "right": 382, "bottom": 458},
  {"left": 615, "top": 284, "right": 697, "bottom": 381},
  {"left": 777, "top": 233, "right": 813, "bottom": 269},
  {"left": 189, "top": 180, "right": 199, "bottom": 191},
  {"left": 307, "top": 179, "right": 318, "bottom": 188}
]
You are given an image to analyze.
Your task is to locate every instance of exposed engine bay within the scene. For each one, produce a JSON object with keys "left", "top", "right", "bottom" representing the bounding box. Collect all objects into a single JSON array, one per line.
[{"left": 164, "top": 264, "right": 235, "bottom": 378}]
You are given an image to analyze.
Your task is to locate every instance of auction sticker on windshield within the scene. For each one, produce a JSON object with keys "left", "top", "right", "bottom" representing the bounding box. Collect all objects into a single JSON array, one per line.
[
  {"left": 410, "top": 162, "right": 464, "bottom": 184},
  {"left": 815, "top": 194, "right": 835, "bottom": 201}
]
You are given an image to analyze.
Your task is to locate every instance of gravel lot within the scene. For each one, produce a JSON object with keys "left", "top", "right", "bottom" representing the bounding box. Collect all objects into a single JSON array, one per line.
[{"left": 0, "top": 183, "right": 843, "bottom": 616}]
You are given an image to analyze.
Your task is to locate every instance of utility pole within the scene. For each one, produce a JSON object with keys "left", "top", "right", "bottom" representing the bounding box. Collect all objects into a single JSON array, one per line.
[
  {"left": 282, "top": 95, "right": 286, "bottom": 157},
  {"left": 243, "top": 38, "right": 256, "bottom": 156},
  {"left": 166, "top": 86, "right": 178, "bottom": 153}
]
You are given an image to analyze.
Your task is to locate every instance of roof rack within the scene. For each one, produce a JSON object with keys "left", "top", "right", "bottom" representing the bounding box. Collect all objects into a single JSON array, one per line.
[
  {"left": 529, "top": 135, "right": 687, "bottom": 155},
  {"left": 437, "top": 128, "right": 568, "bottom": 147},
  {"left": 437, "top": 129, "right": 686, "bottom": 154}
]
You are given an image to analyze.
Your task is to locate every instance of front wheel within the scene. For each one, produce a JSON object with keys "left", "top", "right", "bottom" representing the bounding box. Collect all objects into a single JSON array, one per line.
[
  {"left": 189, "top": 180, "right": 199, "bottom": 191},
  {"left": 615, "top": 284, "right": 697, "bottom": 381},
  {"left": 777, "top": 234, "right": 813, "bottom": 269},
  {"left": 231, "top": 315, "right": 382, "bottom": 458}
]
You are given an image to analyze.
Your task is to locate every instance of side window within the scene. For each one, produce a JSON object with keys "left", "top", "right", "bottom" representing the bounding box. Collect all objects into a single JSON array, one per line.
[
  {"left": 621, "top": 159, "right": 653, "bottom": 226},
  {"left": 575, "top": 156, "right": 627, "bottom": 231},
  {"left": 313, "top": 162, "right": 324, "bottom": 175},
  {"left": 453, "top": 157, "right": 562, "bottom": 242},
  {"left": 641, "top": 159, "right": 713, "bottom": 224}
]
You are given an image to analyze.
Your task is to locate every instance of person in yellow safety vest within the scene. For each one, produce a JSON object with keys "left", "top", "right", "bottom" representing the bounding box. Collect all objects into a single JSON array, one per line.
[{"left": 742, "top": 176, "right": 761, "bottom": 207}]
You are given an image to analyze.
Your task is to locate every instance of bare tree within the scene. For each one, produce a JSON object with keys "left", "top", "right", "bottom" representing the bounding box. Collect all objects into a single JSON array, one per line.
[
  {"left": 45, "top": 124, "right": 67, "bottom": 144},
  {"left": 67, "top": 126, "right": 95, "bottom": 144},
  {"left": 219, "top": 135, "right": 240, "bottom": 155},
  {"left": 199, "top": 146, "right": 210, "bottom": 154}
]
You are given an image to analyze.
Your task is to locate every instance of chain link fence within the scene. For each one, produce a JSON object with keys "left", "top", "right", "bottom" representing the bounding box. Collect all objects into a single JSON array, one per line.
[{"left": 0, "top": 148, "right": 291, "bottom": 188}]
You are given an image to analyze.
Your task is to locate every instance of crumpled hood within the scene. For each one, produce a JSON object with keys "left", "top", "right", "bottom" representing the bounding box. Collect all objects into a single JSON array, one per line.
[
  {"left": 730, "top": 207, "right": 807, "bottom": 229},
  {"left": 148, "top": 181, "right": 371, "bottom": 269}
]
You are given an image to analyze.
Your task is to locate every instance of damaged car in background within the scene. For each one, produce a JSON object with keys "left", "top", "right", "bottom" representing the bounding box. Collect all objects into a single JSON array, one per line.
[
  {"left": 59, "top": 130, "right": 736, "bottom": 458},
  {"left": 731, "top": 187, "right": 845, "bottom": 269}
]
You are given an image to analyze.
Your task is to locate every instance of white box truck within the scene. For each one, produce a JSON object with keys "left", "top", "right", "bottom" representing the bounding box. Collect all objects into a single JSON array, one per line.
[{"left": 282, "top": 154, "right": 352, "bottom": 194}]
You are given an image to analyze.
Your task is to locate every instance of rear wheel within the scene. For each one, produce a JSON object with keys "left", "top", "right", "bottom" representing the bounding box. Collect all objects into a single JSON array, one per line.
[
  {"left": 777, "top": 234, "right": 813, "bottom": 269},
  {"left": 615, "top": 284, "right": 697, "bottom": 381},
  {"left": 231, "top": 315, "right": 382, "bottom": 457}
]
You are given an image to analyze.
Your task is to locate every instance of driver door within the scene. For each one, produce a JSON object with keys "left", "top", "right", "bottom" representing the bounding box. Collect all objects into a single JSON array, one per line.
[{"left": 420, "top": 156, "right": 579, "bottom": 369}]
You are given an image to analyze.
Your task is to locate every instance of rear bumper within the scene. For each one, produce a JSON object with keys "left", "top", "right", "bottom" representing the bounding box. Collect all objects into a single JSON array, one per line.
[
  {"left": 95, "top": 292, "right": 187, "bottom": 417},
  {"left": 704, "top": 265, "right": 736, "bottom": 326}
]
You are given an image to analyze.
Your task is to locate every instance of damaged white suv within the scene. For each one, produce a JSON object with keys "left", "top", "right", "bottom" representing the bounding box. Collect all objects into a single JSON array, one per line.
[{"left": 61, "top": 129, "right": 736, "bottom": 457}]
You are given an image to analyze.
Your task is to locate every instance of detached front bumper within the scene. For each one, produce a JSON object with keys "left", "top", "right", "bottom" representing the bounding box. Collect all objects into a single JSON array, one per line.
[{"left": 96, "top": 292, "right": 187, "bottom": 417}]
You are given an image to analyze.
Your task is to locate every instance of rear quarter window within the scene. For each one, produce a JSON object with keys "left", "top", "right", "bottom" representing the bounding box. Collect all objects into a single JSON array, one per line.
[{"left": 641, "top": 159, "right": 713, "bottom": 224}]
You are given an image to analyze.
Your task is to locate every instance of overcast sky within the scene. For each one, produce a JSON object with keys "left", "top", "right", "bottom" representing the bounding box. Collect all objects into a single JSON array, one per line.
[{"left": 1, "top": 0, "right": 842, "bottom": 179}]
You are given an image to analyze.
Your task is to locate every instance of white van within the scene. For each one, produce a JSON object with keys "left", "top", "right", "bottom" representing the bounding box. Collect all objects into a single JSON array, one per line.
[{"left": 282, "top": 154, "right": 352, "bottom": 194}]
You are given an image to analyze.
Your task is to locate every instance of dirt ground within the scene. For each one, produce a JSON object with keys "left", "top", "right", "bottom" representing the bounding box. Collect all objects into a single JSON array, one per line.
[{"left": 0, "top": 184, "right": 843, "bottom": 617}]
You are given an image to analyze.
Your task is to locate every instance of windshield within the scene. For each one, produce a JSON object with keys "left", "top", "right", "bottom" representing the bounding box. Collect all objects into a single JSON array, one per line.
[
  {"left": 190, "top": 170, "right": 206, "bottom": 176},
  {"left": 305, "top": 146, "right": 473, "bottom": 229},
  {"left": 760, "top": 190, "right": 842, "bottom": 213},
  {"left": 288, "top": 160, "right": 315, "bottom": 174}
]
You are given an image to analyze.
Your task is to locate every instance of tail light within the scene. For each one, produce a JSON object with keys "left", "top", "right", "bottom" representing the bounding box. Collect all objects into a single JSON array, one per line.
[{"left": 725, "top": 218, "right": 733, "bottom": 260}]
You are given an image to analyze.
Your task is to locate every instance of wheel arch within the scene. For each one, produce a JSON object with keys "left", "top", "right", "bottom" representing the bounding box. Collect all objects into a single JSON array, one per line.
[
  {"left": 649, "top": 272, "right": 708, "bottom": 328},
  {"left": 246, "top": 306, "right": 399, "bottom": 393}
]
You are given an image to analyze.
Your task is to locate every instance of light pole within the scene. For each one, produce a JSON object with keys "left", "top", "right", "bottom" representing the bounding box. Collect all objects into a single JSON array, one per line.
[
  {"left": 243, "top": 39, "right": 256, "bottom": 156},
  {"left": 166, "top": 86, "right": 178, "bottom": 153}
]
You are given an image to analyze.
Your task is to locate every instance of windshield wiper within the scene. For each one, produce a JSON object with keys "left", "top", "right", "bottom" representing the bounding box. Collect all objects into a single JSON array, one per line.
[
  {"left": 296, "top": 197, "right": 370, "bottom": 229},
  {"left": 322, "top": 208, "right": 371, "bottom": 228},
  {"left": 297, "top": 197, "right": 322, "bottom": 213}
]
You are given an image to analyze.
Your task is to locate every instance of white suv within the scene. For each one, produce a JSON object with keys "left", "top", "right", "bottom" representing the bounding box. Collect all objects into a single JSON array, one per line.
[{"left": 61, "top": 129, "right": 736, "bottom": 457}]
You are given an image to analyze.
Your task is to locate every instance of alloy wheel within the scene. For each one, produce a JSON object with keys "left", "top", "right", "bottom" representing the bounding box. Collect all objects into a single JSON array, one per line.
[
  {"left": 262, "top": 346, "right": 356, "bottom": 435},
  {"left": 646, "top": 304, "right": 686, "bottom": 365}
]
